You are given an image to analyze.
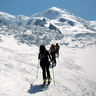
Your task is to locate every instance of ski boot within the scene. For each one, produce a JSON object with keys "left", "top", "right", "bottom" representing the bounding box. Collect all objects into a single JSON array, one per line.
[{"left": 47, "top": 78, "right": 52, "bottom": 85}]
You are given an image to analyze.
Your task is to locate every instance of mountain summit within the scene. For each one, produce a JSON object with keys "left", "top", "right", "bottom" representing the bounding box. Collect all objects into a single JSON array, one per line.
[
  {"left": 32, "top": 7, "right": 96, "bottom": 35},
  {"left": 33, "top": 7, "right": 63, "bottom": 20}
]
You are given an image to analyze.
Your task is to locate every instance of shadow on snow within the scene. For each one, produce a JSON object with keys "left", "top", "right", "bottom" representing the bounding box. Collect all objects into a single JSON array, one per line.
[{"left": 28, "top": 84, "right": 47, "bottom": 94}]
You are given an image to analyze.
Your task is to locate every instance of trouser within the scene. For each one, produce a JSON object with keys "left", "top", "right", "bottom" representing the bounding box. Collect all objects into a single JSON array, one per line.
[
  {"left": 51, "top": 52, "right": 56, "bottom": 64},
  {"left": 40, "top": 61, "right": 51, "bottom": 80}
]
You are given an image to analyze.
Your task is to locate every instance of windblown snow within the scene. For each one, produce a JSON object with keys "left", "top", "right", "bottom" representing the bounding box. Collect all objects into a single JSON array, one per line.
[{"left": 0, "top": 7, "right": 96, "bottom": 96}]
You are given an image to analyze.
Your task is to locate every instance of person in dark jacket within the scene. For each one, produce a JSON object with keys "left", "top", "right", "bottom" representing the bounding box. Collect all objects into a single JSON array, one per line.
[
  {"left": 55, "top": 43, "right": 60, "bottom": 58},
  {"left": 38, "top": 45, "right": 52, "bottom": 85}
]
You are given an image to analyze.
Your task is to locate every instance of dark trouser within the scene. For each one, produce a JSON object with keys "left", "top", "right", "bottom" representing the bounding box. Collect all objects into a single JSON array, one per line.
[
  {"left": 51, "top": 52, "right": 56, "bottom": 64},
  {"left": 40, "top": 61, "right": 51, "bottom": 80}
]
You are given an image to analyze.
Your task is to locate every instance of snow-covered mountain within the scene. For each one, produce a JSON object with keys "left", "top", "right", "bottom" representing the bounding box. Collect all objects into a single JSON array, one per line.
[
  {"left": 32, "top": 7, "right": 96, "bottom": 34},
  {"left": 0, "top": 7, "right": 96, "bottom": 47},
  {"left": 0, "top": 7, "right": 96, "bottom": 31}
]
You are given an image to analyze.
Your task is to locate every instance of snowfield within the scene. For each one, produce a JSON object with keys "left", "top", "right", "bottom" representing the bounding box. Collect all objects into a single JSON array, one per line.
[{"left": 0, "top": 36, "right": 96, "bottom": 96}]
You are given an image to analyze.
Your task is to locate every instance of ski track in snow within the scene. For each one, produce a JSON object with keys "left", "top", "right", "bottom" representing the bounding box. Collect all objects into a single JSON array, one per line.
[{"left": 0, "top": 44, "right": 96, "bottom": 96}]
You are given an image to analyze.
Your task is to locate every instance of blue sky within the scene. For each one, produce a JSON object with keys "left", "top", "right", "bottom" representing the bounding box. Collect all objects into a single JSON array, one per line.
[{"left": 0, "top": 0, "right": 96, "bottom": 20}]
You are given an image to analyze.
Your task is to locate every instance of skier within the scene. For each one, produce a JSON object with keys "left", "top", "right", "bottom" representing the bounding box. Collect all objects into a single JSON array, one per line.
[
  {"left": 38, "top": 45, "right": 52, "bottom": 86},
  {"left": 50, "top": 44, "right": 56, "bottom": 67},
  {"left": 55, "top": 43, "right": 60, "bottom": 58}
]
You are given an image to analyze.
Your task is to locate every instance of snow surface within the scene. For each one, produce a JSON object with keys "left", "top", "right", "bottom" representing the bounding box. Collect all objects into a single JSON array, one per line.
[{"left": 0, "top": 36, "right": 96, "bottom": 96}]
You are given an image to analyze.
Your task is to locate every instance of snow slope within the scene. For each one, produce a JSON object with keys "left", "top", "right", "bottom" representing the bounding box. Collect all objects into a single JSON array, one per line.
[{"left": 0, "top": 36, "right": 96, "bottom": 96}]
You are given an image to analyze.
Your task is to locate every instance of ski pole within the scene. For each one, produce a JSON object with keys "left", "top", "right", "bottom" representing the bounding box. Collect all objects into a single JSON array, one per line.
[
  {"left": 52, "top": 67, "right": 55, "bottom": 86},
  {"left": 31, "top": 60, "right": 39, "bottom": 86}
]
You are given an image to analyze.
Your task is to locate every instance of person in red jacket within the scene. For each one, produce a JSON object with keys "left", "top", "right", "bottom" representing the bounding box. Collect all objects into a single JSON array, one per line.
[{"left": 49, "top": 44, "right": 56, "bottom": 67}]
